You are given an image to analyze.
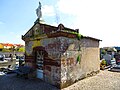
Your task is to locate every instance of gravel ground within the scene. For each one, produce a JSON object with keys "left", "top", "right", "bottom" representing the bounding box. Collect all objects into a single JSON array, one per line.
[
  {"left": 62, "top": 70, "right": 120, "bottom": 90},
  {"left": 0, "top": 74, "right": 59, "bottom": 90},
  {"left": 0, "top": 70, "right": 120, "bottom": 90}
]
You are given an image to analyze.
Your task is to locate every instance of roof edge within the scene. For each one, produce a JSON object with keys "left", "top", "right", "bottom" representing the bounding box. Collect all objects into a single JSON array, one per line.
[{"left": 83, "top": 36, "right": 102, "bottom": 41}]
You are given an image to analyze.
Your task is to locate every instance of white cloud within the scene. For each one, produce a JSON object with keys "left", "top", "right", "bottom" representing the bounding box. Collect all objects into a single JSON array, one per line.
[
  {"left": 51, "top": 22, "right": 58, "bottom": 27},
  {"left": 57, "top": 0, "right": 120, "bottom": 47},
  {"left": 57, "top": 0, "right": 81, "bottom": 15},
  {"left": 42, "top": 5, "right": 55, "bottom": 16}
]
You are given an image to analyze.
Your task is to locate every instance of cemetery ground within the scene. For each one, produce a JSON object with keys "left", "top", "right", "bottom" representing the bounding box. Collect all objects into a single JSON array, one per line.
[{"left": 0, "top": 70, "right": 120, "bottom": 90}]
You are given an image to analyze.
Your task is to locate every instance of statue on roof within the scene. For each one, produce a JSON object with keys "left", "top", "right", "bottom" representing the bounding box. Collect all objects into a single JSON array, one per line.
[{"left": 36, "top": 2, "right": 42, "bottom": 20}]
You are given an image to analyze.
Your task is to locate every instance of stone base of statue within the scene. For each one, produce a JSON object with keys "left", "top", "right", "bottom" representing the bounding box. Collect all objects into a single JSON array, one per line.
[{"left": 34, "top": 18, "right": 45, "bottom": 24}]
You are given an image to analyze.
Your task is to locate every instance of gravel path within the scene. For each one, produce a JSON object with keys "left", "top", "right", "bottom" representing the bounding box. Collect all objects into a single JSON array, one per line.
[
  {"left": 62, "top": 70, "right": 120, "bottom": 90},
  {"left": 0, "top": 70, "right": 120, "bottom": 90},
  {"left": 0, "top": 74, "right": 59, "bottom": 90}
]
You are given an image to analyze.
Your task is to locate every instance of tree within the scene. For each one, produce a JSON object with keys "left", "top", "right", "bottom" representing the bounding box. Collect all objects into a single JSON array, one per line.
[{"left": 17, "top": 47, "right": 25, "bottom": 52}]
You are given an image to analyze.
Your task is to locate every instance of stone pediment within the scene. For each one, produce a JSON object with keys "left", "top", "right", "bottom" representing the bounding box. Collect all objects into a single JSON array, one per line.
[
  {"left": 22, "top": 23, "right": 48, "bottom": 41},
  {"left": 22, "top": 22, "right": 81, "bottom": 41}
]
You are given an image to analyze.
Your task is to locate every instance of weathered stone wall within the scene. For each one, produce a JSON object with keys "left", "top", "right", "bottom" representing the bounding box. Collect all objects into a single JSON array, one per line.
[
  {"left": 23, "top": 22, "right": 100, "bottom": 89},
  {"left": 60, "top": 37, "right": 100, "bottom": 88},
  {"left": 80, "top": 38, "right": 100, "bottom": 75},
  {"left": 80, "top": 47, "right": 100, "bottom": 75},
  {"left": 80, "top": 37, "right": 99, "bottom": 47},
  {"left": 41, "top": 38, "right": 61, "bottom": 87},
  {"left": 81, "top": 38, "right": 100, "bottom": 75},
  {"left": 25, "top": 38, "right": 61, "bottom": 87},
  {"left": 61, "top": 50, "right": 83, "bottom": 88},
  {"left": 40, "top": 37, "right": 79, "bottom": 88},
  {"left": 60, "top": 37, "right": 82, "bottom": 88},
  {"left": 24, "top": 36, "right": 100, "bottom": 89}
]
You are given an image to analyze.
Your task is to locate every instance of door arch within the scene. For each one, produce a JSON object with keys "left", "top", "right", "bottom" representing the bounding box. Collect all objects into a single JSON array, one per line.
[{"left": 33, "top": 46, "right": 47, "bottom": 80}]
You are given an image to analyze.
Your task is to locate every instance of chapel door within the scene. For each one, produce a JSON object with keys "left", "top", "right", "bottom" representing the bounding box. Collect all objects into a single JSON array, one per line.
[{"left": 36, "top": 50, "right": 44, "bottom": 80}]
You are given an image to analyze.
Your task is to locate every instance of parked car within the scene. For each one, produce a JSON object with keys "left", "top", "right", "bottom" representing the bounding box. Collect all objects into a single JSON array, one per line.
[
  {"left": 108, "top": 64, "right": 120, "bottom": 72},
  {"left": 111, "top": 59, "right": 116, "bottom": 66},
  {"left": 0, "top": 53, "right": 4, "bottom": 61}
]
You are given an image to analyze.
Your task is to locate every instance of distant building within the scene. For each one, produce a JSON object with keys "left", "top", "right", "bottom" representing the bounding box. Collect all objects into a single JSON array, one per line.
[
  {"left": 114, "top": 47, "right": 120, "bottom": 52},
  {"left": 22, "top": 22, "right": 101, "bottom": 89},
  {"left": 0, "top": 43, "right": 4, "bottom": 51},
  {"left": 0, "top": 43, "right": 24, "bottom": 54},
  {"left": 2, "top": 43, "right": 14, "bottom": 49},
  {"left": 14, "top": 44, "right": 24, "bottom": 49},
  {"left": 0, "top": 43, "right": 24, "bottom": 49}
]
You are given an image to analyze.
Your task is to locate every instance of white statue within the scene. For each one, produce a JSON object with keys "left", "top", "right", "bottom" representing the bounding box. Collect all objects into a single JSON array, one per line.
[{"left": 36, "top": 2, "right": 42, "bottom": 19}]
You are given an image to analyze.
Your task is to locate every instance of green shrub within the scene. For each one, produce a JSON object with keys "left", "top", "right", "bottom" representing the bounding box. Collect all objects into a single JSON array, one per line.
[{"left": 101, "top": 60, "right": 107, "bottom": 65}]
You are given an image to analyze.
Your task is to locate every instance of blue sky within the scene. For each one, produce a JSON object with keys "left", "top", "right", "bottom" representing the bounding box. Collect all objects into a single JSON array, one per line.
[{"left": 0, "top": 0, "right": 120, "bottom": 47}]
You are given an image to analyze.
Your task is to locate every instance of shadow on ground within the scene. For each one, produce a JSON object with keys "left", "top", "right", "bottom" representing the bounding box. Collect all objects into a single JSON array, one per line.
[{"left": 0, "top": 74, "right": 59, "bottom": 90}]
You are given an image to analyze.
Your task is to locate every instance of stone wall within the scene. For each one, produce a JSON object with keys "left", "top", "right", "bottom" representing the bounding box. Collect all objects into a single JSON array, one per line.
[
  {"left": 23, "top": 22, "right": 100, "bottom": 89},
  {"left": 80, "top": 47, "right": 100, "bottom": 75},
  {"left": 60, "top": 37, "right": 100, "bottom": 88},
  {"left": 40, "top": 37, "right": 80, "bottom": 88},
  {"left": 25, "top": 37, "right": 61, "bottom": 87},
  {"left": 24, "top": 36, "right": 100, "bottom": 89},
  {"left": 80, "top": 38, "right": 100, "bottom": 74}
]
